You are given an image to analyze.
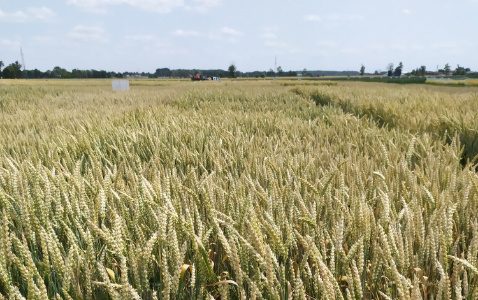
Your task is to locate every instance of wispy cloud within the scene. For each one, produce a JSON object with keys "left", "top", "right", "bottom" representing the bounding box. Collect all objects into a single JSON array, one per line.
[
  {"left": 207, "top": 26, "right": 242, "bottom": 43},
  {"left": 67, "top": 0, "right": 184, "bottom": 14},
  {"left": 0, "top": 7, "right": 55, "bottom": 23},
  {"left": 260, "top": 26, "right": 278, "bottom": 39},
  {"left": 264, "top": 40, "right": 288, "bottom": 48},
  {"left": 221, "top": 27, "right": 242, "bottom": 36},
  {"left": 32, "top": 36, "right": 56, "bottom": 44},
  {"left": 68, "top": 25, "right": 108, "bottom": 43},
  {"left": 402, "top": 9, "right": 411, "bottom": 14},
  {"left": 0, "top": 39, "right": 22, "bottom": 49},
  {"left": 190, "top": 0, "right": 222, "bottom": 12},
  {"left": 0, "top": 9, "right": 28, "bottom": 22},
  {"left": 304, "top": 15, "right": 321, "bottom": 22},
  {"left": 172, "top": 29, "right": 202, "bottom": 37},
  {"left": 303, "top": 13, "right": 362, "bottom": 23},
  {"left": 260, "top": 27, "right": 290, "bottom": 49},
  {"left": 125, "top": 34, "right": 155, "bottom": 41},
  {"left": 326, "top": 13, "right": 363, "bottom": 21},
  {"left": 317, "top": 40, "right": 337, "bottom": 47},
  {"left": 67, "top": 0, "right": 221, "bottom": 14},
  {"left": 340, "top": 47, "right": 361, "bottom": 54},
  {"left": 28, "top": 7, "right": 56, "bottom": 21}
]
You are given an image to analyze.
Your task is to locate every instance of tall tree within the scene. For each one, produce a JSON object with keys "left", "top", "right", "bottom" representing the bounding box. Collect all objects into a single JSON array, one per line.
[
  {"left": 360, "top": 65, "right": 365, "bottom": 76},
  {"left": 444, "top": 63, "right": 450, "bottom": 76},
  {"left": 419, "top": 66, "right": 426, "bottom": 76},
  {"left": 394, "top": 62, "right": 403, "bottom": 76},
  {"left": 3, "top": 61, "right": 22, "bottom": 79},
  {"left": 453, "top": 65, "right": 466, "bottom": 76},
  {"left": 155, "top": 68, "right": 172, "bottom": 77},
  {"left": 0, "top": 61, "right": 4, "bottom": 76},
  {"left": 228, "top": 64, "right": 236, "bottom": 78},
  {"left": 387, "top": 63, "right": 394, "bottom": 76},
  {"left": 277, "top": 66, "right": 283, "bottom": 77}
]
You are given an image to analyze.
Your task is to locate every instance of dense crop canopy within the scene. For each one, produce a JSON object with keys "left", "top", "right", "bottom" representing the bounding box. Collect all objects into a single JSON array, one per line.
[{"left": 0, "top": 79, "right": 477, "bottom": 299}]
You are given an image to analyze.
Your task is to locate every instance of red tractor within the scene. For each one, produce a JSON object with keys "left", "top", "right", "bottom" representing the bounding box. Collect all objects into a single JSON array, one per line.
[{"left": 191, "top": 74, "right": 207, "bottom": 81}]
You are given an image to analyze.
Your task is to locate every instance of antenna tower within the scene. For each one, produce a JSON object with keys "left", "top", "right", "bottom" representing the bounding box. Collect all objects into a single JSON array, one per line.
[{"left": 20, "top": 47, "right": 26, "bottom": 78}]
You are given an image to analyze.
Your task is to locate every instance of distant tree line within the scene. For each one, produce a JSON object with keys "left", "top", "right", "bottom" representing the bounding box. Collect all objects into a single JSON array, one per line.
[
  {"left": 155, "top": 68, "right": 227, "bottom": 78},
  {"left": 409, "top": 64, "right": 471, "bottom": 76},
  {"left": 366, "top": 62, "right": 475, "bottom": 77},
  {"left": 0, "top": 61, "right": 130, "bottom": 79},
  {"left": 1, "top": 59, "right": 474, "bottom": 80}
]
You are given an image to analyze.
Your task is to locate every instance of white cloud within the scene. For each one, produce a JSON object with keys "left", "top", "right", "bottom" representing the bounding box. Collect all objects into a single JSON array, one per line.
[
  {"left": 402, "top": 9, "right": 411, "bottom": 14},
  {"left": 221, "top": 27, "right": 242, "bottom": 36},
  {"left": 190, "top": 0, "right": 222, "bottom": 12},
  {"left": 68, "top": 25, "right": 108, "bottom": 42},
  {"left": 0, "top": 7, "right": 55, "bottom": 23},
  {"left": 67, "top": 0, "right": 221, "bottom": 14},
  {"left": 172, "top": 29, "right": 202, "bottom": 37},
  {"left": 326, "top": 13, "right": 363, "bottom": 21},
  {"left": 32, "top": 36, "right": 56, "bottom": 44},
  {"left": 261, "top": 32, "right": 276, "bottom": 39},
  {"left": 28, "top": 7, "right": 56, "bottom": 21},
  {"left": 0, "top": 7, "right": 55, "bottom": 22},
  {"left": 264, "top": 40, "right": 288, "bottom": 48},
  {"left": 206, "top": 27, "right": 242, "bottom": 43},
  {"left": 260, "top": 26, "right": 279, "bottom": 39},
  {"left": 67, "top": 0, "right": 185, "bottom": 14},
  {"left": 317, "top": 40, "right": 337, "bottom": 47},
  {"left": 340, "top": 47, "right": 360, "bottom": 54},
  {"left": 304, "top": 15, "right": 321, "bottom": 22},
  {"left": 0, "top": 39, "right": 22, "bottom": 49},
  {"left": 261, "top": 26, "right": 290, "bottom": 49},
  {"left": 125, "top": 34, "right": 155, "bottom": 41},
  {"left": 0, "top": 9, "right": 30, "bottom": 23}
]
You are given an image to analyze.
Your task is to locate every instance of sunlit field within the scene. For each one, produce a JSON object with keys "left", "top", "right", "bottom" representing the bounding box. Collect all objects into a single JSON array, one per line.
[
  {"left": 0, "top": 79, "right": 477, "bottom": 299},
  {"left": 426, "top": 78, "right": 478, "bottom": 87}
]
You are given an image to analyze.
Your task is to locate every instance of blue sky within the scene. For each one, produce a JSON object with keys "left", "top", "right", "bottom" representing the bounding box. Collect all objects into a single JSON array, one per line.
[{"left": 1, "top": 0, "right": 477, "bottom": 73}]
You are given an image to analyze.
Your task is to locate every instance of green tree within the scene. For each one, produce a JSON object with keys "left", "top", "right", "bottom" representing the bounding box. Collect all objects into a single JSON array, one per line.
[
  {"left": 155, "top": 68, "right": 172, "bottom": 77},
  {"left": 394, "top": 62, "right": 403, "bottom": 76},
  {"left": 266, "top": 68, "right": 275, "bottom": 77},
  {"left": 453, "top": 65, "right": 466, "bottom": 76},
  {"left": 444, "top": 63, "right": 450, "bottom": 76},
  {"left": 51, "top": 66, "right": 71, "bottom": 78},
  {"left": 419, "top": 66, "right": 426, "bottom": 76},
  {"left": 277, "top": 66, "right": 283, "bottom": 77},
  {"left": 360, "top": 65, "right": 365, "bottom": 76},
  {"left": 0, "top": 61, "right": 4, "bottom": 77},
  {"left": 3, "top": 61, "right": 22, "bottom": 79},
  {"left": 387, "top": 63, "right": 394, "bottom": 76},
  {"left": 228, "top": 64, "right": 236, "bottom": 78}
]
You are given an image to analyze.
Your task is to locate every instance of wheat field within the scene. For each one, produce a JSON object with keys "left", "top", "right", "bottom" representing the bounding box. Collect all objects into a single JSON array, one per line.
[{"left": 0, "top": 79, "right": 477, "bottom": 299}]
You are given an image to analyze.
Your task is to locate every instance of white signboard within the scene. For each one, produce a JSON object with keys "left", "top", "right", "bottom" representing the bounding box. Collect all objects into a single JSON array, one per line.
[{"left": 112, "top": 80, "right": 130, "bottom": 91}]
